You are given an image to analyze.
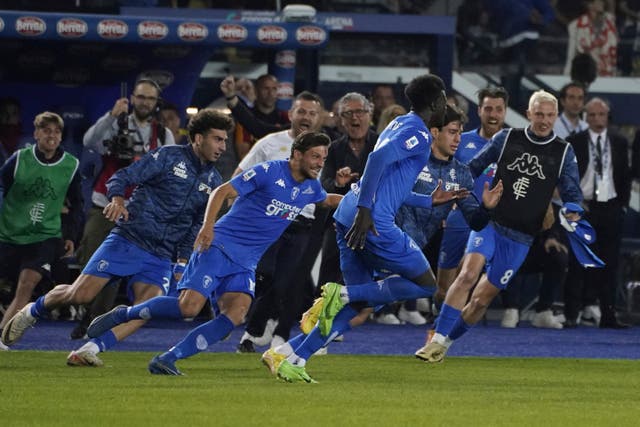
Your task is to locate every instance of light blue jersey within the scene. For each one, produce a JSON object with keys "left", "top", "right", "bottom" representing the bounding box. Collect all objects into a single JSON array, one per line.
[{"left": 214, "top": 160, "right": 326, "bottom": 270}]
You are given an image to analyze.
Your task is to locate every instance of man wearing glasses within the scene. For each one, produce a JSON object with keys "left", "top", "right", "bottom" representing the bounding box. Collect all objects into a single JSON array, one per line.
[{"left": 71, "top": 79, "right": 175, "bottom": 339}]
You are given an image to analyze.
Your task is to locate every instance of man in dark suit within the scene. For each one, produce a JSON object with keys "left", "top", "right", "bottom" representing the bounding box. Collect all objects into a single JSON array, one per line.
[{"left": 566, "top": 97, "right": 631, "bottom": 328}]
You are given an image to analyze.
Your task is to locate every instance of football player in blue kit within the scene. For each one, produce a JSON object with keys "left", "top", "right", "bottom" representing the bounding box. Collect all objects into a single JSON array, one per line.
[
  {"left": 86, "top": 131, "right": 342, "bottom": 375},
  {"left": 436, "top": 87, "right": 509, "bottom": 301},
  {"left": 265, "top": 103, "right": 503, "bottom": 383},
  {"left": 1, "top": 109, "right": 232, "bottom": 367},
  {"left": 415, "top": 89, "right": 584, "bottom": 363},
  {"left": 266, "top": 74, "right": 470, "bottom": 382}
]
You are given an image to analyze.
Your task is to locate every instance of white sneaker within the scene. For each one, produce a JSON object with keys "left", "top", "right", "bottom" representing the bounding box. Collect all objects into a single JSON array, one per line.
[
  {"left": 581, "top": 305, "right": 601, "bottom": 326},
  {"left": 66, "top": 349, "right": 104, "bottom": 367},
  {"left": 0, "top": 340, "right": 9, "bottom": 351},
  {"left": 250, "top": 318, "right": 279, "bottom": 347},
  {"left": 501, "top": 308, "right": 519, "bottom": 328},
  {"left": 416, "top": 298, "right": 431, "bottom": 313},
  {"left": 1, "top": 302, "right": 36, "bottom": 345},
  {"left": 374, "top": 313, "right": 402, "bottom": 325},
  {"left": 531, "top": 310, "right": 563, "bottom": 329},
  {"left": 398, "top": 305, "right": 427, "bottom": 325}
]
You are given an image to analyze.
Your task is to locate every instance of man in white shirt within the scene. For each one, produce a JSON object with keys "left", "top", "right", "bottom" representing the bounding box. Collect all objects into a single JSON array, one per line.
[
  {"left": 554, "top": 81, "right": 588, "bottom": 139},
  {"left": 233, "top": 91, "right": 324, "bottom": 351}
]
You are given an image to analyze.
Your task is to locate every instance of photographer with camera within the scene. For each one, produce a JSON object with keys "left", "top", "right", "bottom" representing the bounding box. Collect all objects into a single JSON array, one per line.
[{"left": 72, "top": 79, "right": 175, "bottom": 338}]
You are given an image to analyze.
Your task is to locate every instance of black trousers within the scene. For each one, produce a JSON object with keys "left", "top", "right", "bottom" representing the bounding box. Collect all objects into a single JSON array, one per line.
[
  {"left": 244, "top": 217, "right": 314, "bottom": 341},
  {"left": 564, "top": 199, "right": 624, "bottom": 321}
]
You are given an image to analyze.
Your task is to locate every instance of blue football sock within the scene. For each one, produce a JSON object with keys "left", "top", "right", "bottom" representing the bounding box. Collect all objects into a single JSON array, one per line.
[
  {"left": 294, "top": 305, "right": 357, "bottom": 361},
  {"left": 168, "top": 314, "right": 234, "bottom": 361},
  {"left": 449, "top": 317, "right": 472, "bottom": 340},
  {"left": 435, "top": 304, "right": 461, "bottom": 336},
  {"left": 287, "top": 333, "right": 306, "bottom": 350},
  {"left": 126, "top": 296, "right": 183, "bottom": 321},
  {"left": 92, "top": 330, "right": 117, "bottom": 352},
  {"left": 31, "top": 296, "right": 49, "bottom": 319},
  {"left": 346, "top": 276, "right": 434, "bottom": 305}
]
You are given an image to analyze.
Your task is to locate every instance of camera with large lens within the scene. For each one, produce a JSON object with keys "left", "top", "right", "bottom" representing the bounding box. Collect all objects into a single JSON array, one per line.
[
  {"left": 103, "top": 112, "right": 138, "bottom": 161},
  {"left": 104, "top": 132, "right": 136, "bottom": 160}
]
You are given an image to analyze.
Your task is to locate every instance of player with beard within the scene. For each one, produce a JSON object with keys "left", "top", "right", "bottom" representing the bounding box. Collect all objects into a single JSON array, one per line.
[
  {"left": 232, "top": 91, "right": 325, "bottom": 351},
  {"left": 84, "top": 132, "right": 342, "bottom": 376},
  {"left": 1, "top": 110, "right": 229, "bottom": 367}
]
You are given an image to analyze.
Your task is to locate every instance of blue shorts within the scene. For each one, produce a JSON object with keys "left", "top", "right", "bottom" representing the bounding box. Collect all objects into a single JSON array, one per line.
[
  {"left": 83, "top": 233, "right": 171, "bottom": 294},
  {"left": 466, "top": 223, "right": 530, "bottom": 290},
  {"left": 438, "top": 226, "right": 471, "bottom": 269},
  {"left": 335, "top": 222, "right": 430, "bottom": 285},
  {"left": 177, "top": 245, "right": 256, "bottom": 300}
]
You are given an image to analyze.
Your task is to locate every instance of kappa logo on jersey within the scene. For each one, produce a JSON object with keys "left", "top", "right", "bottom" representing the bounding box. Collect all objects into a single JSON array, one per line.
[
  {"left": 261, "top": 163, "right": 270, "bottom": 172},
  {"left": 198, "top": 182, "right": 212, "bottom": 194},
  {"left": 265, "top": 198, "right": 302, "bottom": 220},
  {"left": 506, "top": 153, "right": 546, "bottom": 179},
  {"left": 465, "top": 142, "right": 477, "bottom": 149},
  {"left": 173, "top": 161, "right": 188, "bottom": 179},
  {"left": 418, "top": 169, "right": 433, "bottom": 183},
  {"left": 291, "top": 187, "right": 300, "bottom": 200},
  {"left": 242, "top": 169, "right": 256, "bottom": 181},
  {"left": 151, "top": 152, "right": 160, "bottom": 160},
  {"left": 419, "top": 130, "right": 430, "bottom": 140},
  {"left": 390, "top": 120, "right": 402, "bottom": 131},
  {"left": 404, "top": 136, "right": 419, "bottom": 150},
  {"left": 275, "top": 179, "right": 285, "bottom": 188},
  {"left": 302, "top": 186, "right": 314, "bottom": 195}
]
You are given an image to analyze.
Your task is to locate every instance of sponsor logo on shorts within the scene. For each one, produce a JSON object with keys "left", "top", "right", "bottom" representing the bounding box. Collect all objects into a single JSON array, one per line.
[
  {"left": 203, "top": 275, "right": 212, "bottom": 289},
  {"left": 98, "top": 260, "right": 109, "bottom": 272},
  {"left": 139, "top": 308, "right": 151, "bottom": 320},
  {"left": 473, "top": 237, "right": 483, "bottom": 247}
]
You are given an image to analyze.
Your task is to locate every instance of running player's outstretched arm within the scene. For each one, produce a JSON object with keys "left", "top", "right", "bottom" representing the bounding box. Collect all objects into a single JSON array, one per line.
[
  {"left": 194, "top": 182, "right": 238, "bottom": 252},
  {"left": 404, "top": 180, "right": 470, "bottom": 209},
  {"left": 318, "top": 193, "right": 343, "bottom": 209}
]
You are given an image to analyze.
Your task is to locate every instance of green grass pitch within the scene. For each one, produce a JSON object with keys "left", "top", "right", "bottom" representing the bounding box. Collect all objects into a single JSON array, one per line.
[{"left": 1, "top": 351, "right": 639, "bottom": 426}]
